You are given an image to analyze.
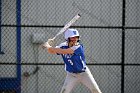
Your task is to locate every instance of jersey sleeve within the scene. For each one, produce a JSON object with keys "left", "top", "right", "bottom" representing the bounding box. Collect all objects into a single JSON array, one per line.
[
  {"left": 70, "top": 45, "right": 83, "bottom": 55},
  {"left": 55, "top": 44, "right": 61, "bottom": 48},
  {"left": 55, "top": 42, "right": 67, "bottom": 48}
]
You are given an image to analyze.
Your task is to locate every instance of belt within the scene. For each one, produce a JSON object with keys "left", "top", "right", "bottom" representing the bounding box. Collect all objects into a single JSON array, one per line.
[
  {"left": 72, "top": 71, "right": 85, "bottom": 74},
  {"left": 71, "top": 67, "right": 86, "bottom": 74}
]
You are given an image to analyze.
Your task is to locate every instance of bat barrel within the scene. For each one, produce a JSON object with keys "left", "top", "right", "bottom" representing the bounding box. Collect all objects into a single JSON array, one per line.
[{"left": 52, "top": 14, "right": 81, "bottom": 40}]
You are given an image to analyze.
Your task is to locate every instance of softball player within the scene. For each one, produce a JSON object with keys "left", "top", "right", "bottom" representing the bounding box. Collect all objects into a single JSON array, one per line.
[{"left": 42, "top": 29, "right": 102, "bottom": 93}]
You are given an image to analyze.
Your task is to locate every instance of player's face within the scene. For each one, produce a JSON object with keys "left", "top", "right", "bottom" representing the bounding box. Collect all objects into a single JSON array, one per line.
[{"left": 69, "top": 36, "right": 79, "bottom": 46}]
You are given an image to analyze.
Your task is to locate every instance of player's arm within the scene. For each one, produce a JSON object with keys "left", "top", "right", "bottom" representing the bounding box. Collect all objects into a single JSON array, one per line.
[
  {"left": 48, "top": 47, "right": 74, "bottom": 54},
  {"left": 42, "top": 42, "right": 74, "bottom": 54}
]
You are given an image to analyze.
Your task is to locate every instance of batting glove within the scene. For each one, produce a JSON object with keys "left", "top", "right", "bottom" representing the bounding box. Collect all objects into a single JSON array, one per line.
[
  {"left": 42, "top": 42, "right": 52, "bottom": 49},
  {"left": 47, "top": 39, "right": 56, "bottom": 47}
]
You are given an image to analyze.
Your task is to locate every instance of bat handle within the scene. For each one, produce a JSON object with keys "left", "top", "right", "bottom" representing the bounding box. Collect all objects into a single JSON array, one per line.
[{"left": 52, "top": 36, "right": 56, "bottom": 40}]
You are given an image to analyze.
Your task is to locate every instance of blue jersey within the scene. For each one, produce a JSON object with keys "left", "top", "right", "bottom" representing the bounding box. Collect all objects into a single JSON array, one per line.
[{"left": 56, "top": 42, "right": 87, "bottom": 73}]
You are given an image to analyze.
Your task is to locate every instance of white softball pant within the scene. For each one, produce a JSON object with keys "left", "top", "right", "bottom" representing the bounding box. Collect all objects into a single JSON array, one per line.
[{"left": 60, "top": 67, "right": 102, "bottom": 93}]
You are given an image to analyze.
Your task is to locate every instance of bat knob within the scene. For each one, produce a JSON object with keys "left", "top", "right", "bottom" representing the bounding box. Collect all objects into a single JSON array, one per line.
[{"left": 78, "top": 14, "right": 81, "bottom": 17}]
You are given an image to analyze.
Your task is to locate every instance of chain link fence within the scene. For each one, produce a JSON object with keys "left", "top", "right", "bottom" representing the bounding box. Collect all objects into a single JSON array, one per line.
[{"left": 0, "top": 0, "right": 140, "bottom": 93}]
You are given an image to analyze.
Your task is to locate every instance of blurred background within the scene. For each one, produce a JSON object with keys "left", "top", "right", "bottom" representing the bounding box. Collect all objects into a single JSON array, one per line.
[{"left": 0, "top": 0, "right": 140, "bottom": 93}]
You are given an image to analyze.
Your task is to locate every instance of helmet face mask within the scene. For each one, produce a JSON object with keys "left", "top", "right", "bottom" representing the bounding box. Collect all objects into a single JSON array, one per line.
[{"left": 64, "top": 29, "right": 80, "bottom": 41}]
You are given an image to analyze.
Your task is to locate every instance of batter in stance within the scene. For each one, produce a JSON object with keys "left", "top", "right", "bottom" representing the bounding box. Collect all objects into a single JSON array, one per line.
[{"left": 42, "top": 29, "right": 102, "bottom": 93}]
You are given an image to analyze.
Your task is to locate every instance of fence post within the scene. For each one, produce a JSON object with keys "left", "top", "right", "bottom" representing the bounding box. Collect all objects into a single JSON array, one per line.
[
  {"left": 121, "top": 0, "right": 126, "bottom": 93},
  {"left": 16, "top": 0, "right": 21, "bottom": 92}
]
